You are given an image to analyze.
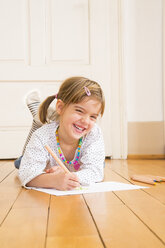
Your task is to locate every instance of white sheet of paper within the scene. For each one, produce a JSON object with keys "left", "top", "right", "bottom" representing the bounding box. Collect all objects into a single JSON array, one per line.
[{"left": 28, "top": 181, "right": 148, "bottom": 196}]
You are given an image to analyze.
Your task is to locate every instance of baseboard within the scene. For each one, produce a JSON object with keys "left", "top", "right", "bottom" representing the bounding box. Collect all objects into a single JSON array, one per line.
[
  {"left": 128, "top": 122, "right": 164, "bottom": 155},
  {"left": 127, "top": 154, "right": 165, "bottom": 160}
]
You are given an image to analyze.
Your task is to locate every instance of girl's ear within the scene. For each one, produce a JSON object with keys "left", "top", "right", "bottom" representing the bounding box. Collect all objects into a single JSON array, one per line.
[{"left": 56, "top": 99, "right": 65, "bottom": 115}]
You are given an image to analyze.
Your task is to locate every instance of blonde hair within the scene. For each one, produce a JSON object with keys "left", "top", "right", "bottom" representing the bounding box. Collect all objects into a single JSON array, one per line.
[{"left": 39, "top": 76, "right": 105, "bottom": 124}]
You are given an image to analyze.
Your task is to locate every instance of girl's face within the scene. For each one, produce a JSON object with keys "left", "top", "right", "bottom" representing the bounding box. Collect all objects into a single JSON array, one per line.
[{"left": 56, "top": 97, "right": 101, "bottom": 142}]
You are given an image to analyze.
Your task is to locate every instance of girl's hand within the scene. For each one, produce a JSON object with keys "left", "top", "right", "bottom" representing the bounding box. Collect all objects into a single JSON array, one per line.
[
  {"left": 27, "top": 166, "right": 80, "bottom": 190},
  {"left": 46, "top": 166, "right": 80, "bottom": 190},
  {"left": 45, "top": 166, "right": 60, "bottom": 173}
]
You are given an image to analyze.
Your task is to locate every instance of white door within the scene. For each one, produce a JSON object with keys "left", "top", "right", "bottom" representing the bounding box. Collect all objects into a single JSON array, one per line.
[{"left": 0, "top": 0, "right": 113, "bottom": 158}]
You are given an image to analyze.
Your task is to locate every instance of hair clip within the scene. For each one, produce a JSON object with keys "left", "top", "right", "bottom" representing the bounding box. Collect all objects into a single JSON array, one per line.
[
  {"left": 54, "top": 94, "right": 58, "bottom": 99},
  {"left": 84, "top": 86, "right": 91, "bottom": 96}
]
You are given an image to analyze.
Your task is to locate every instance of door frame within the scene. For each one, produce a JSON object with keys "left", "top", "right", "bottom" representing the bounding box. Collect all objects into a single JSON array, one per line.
[
  {"left": 163, "top": 0, "right": 165, "bottom": 155},
  {"left": 108, "top": 0, "right": 127, "bottom": 159}
]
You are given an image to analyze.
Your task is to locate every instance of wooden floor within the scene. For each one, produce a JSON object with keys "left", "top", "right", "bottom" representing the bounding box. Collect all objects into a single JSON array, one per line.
[{"left": 0, "top": 159, "right": 165, "bottom": 248}]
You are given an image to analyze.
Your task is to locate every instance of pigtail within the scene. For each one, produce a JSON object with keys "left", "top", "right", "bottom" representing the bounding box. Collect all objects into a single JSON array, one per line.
[{"left": 39, "top": 95, "right": 56, "bottom": 124}]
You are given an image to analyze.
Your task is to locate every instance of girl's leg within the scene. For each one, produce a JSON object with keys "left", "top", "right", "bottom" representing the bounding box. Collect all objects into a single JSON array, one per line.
[
  {"left": 14, "top": 91, "right": 42, "bottom": 169},
  {"left": 22, "top": 91, "right": 43, "bottom": 154},
  {"left": 22, "top": 118, "right": 41, "bottom": 154},
  {"left": 14, "top": 156, "right": 23, "bottom": 169}
]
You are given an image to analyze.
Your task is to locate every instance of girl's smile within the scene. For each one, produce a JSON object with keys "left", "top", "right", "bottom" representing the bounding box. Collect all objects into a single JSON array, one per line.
[
  {"left": 73, "top": 124, "right": 86, "bottom": 133},
  {"left": 56, "top": 97, "right": 101, "bottom": 144}
]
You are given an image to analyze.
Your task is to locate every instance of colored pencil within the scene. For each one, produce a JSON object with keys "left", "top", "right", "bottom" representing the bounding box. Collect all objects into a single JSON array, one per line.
[
  {"left": 45, "top": 145, "right": 70, "bottom": 174},
  {"left": 131, "top": 175, "right": 156, "bottom": 185}
]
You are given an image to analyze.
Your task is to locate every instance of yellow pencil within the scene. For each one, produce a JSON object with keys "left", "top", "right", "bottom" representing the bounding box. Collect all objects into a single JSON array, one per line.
[{"left": 45, "top": 145, "right": 70, "bottom": 174}]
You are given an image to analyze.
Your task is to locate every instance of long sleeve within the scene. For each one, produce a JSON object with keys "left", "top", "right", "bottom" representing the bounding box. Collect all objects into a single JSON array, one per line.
[
  {"left": 75, "top": 125, "right": 105, "bottom": 185},
  {"left": 19, "top": 132, "right": 49, "bottom": 187}
]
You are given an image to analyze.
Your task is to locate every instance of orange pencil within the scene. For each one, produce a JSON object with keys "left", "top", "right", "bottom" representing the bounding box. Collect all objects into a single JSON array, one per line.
[
  {"left": 45, "top": 145, "right": 70, "bottom": 174},
  {"left": 131, "top": 175, "right": 156, "bottom": 185}
]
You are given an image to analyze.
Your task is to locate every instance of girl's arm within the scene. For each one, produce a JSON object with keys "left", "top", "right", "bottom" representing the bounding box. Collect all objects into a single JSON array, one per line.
[
  {"left": 26, "top": 168, "right": 80, "bottom": 190},
  {"left": 19, "top": 126, "right": 80, "bottom": 190}
]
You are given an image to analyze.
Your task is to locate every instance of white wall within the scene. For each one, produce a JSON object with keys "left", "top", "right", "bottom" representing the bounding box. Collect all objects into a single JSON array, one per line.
[{"left": 124, "top": 0, "right": 163, "bottom": 122}]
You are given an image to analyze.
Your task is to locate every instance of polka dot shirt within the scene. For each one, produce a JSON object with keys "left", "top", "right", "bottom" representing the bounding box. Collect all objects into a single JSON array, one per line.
[{"left": 19, "top": 122, "right": 105, "bottom": 187}]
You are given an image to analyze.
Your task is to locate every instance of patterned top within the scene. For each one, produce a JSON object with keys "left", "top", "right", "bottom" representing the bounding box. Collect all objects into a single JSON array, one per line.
[{"left": 19, "top": 122, "right": 105, "bottom": 187}]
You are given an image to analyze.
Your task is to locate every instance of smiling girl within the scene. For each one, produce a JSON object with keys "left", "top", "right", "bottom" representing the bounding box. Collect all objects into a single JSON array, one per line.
[{"left": 18, "top": 77, "right": 105, "bottom": 190}]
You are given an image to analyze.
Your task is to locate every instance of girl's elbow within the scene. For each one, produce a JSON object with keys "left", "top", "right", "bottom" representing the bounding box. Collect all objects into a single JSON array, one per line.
[{"left": 96, "top": 172, "right": 104, "bottom": 182}]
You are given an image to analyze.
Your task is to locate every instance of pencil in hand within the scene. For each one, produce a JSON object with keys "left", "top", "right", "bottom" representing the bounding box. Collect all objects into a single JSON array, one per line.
[{"left": 45, "top": 145, "right": 70, "bottom": 174}]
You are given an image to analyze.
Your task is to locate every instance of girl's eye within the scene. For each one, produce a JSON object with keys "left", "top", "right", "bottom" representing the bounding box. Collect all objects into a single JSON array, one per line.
[
  {"left": 91, "top": 116, "right": 97, "bottom": 120},
  {"left": 76, "top": 109, "right": 83, "bottom": 113}
]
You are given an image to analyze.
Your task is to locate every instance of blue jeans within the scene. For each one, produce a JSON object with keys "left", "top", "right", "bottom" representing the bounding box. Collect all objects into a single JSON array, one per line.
[{"left": 14, "top": 156, "right": 23, "bottom": 169}]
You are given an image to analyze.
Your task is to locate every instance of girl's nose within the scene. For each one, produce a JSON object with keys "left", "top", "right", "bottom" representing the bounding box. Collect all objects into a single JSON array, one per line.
[{"left": 81, "top": 115, "right": 90, "bottom": 125}]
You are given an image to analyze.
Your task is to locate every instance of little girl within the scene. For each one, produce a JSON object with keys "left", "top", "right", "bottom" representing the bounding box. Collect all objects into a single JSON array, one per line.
[{"left": 18, "top": 76, "right": 105, "bottom": 190}]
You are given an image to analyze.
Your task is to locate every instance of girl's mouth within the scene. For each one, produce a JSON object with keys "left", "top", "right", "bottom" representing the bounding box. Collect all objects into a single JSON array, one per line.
[{"left": 73, "top": 124, "right": 86, "bottom": 133}]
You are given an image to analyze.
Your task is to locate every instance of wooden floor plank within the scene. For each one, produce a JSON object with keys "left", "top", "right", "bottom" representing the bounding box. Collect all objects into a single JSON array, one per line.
[
  {"left": 104, "top": 161, "right": 165, "bottom": 245},
  {"left": 127, "top": 160, "right": 165, "bottom": 204},
  {"left": 0, "top": 170, "right": 22, "bottom": 225},
  {"left": 0, "top": 161, "right": 8, "bottom": 167},
  {"left": 46, "top": 195, "right": 104, "bottom": 248},
  {"left": 0, "top": 160, "right": 12, "bottom": 166},
  {"left": 108, "top": 159, "right": 165, "bottom": 204},
  {"left": 0, "top": 161, "right": 15, "bottom": 183},
  {"left": 13, "top": 188, "right": 50, "bottom": 209},
  {"left": 84, "top": 193, "right": 165, "bottom": 248},
  {"left": 127, "top": 160, "right": 165, "bottom": 174},
  {"left": 114, "top": 190, "right": 165, "bottom": 244},
  {"left": 0, "top": 208, "right": 48, "bottom": 248},
  {"left": 47, "top": 236, "right": 103, "bottom": 248},
  {"left": 0, "top": 189, "right": 50, "bottom": 248}
]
